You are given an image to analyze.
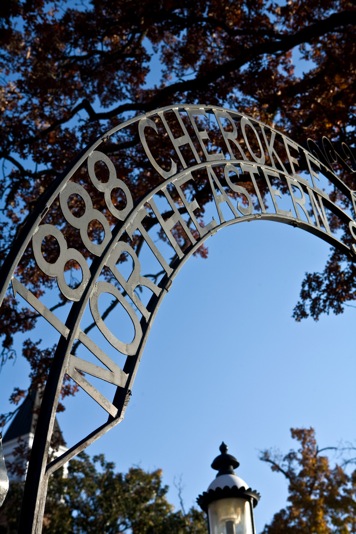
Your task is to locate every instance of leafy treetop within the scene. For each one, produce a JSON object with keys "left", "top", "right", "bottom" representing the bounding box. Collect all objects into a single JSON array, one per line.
[{"left": 260, "top": 427, "right": 356, "bottom": 534}]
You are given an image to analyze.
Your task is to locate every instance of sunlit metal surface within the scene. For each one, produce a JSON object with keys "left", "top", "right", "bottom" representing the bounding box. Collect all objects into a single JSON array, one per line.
[
  {"left": 0, "top": 434, "right": 9, "bottom": 507},
  {"left": 0, "top": 105, "right": 354, "bottom": 532}
]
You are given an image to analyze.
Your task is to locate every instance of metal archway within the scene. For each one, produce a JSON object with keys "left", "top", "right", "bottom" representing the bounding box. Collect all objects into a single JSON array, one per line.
[{"left": 0, "top": 105, "right": 355, "bottom": 532}]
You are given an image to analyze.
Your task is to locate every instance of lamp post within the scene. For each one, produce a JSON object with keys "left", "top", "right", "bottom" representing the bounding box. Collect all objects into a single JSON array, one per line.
[
  {"left": 0, "top": 433, "right": 9, "bottom": 507},
  {"left": 197, "top": 442, "right": 260, "bottom": 534}
]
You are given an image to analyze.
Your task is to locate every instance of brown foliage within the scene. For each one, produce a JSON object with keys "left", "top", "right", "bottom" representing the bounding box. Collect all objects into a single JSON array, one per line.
[{"left": 260, "top": 428, "right": 356, "bottom": 533}]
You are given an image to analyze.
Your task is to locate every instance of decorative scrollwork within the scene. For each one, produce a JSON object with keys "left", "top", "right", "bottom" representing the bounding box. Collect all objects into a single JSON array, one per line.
[{"left": 307, "top": 137, "right": 356, "bottom": 175}]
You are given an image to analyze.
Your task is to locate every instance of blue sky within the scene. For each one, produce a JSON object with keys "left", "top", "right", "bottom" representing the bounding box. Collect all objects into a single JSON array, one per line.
[{"left": 1, "top": 217, "right": 355, "bottom": 531}]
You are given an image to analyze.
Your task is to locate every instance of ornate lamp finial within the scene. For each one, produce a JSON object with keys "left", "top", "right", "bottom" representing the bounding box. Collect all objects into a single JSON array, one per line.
[{"left": 211, "top": 442, "right": 240, "bottom": 477}]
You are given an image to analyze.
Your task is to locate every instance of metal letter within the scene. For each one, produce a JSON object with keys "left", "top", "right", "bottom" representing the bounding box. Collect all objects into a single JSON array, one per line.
[{"left": 90, "top": 281, "right": 143, "bottom": 356}]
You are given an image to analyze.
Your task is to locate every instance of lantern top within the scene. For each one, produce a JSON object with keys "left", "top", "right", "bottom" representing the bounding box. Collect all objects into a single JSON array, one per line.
[
  {"left": 197, "top": 442, "right": 260, "bottom": 511},
  {"left": 211, "top": 442, "right": 240, "bottom": 476},
  {"left": 208, "top": 473, "right": 248, "bottom": 492}
]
